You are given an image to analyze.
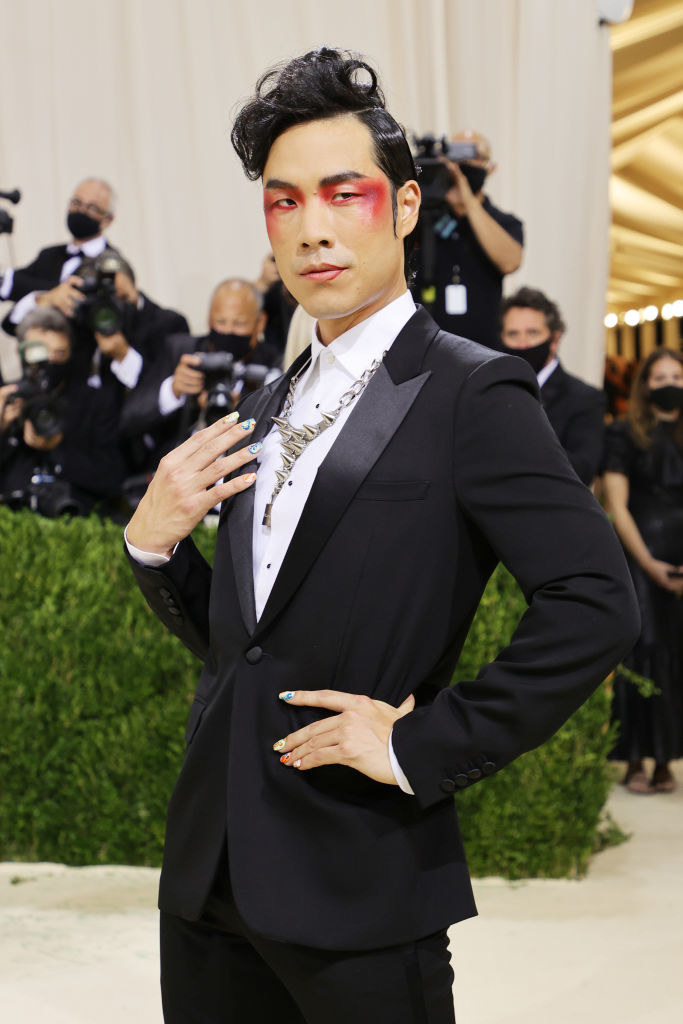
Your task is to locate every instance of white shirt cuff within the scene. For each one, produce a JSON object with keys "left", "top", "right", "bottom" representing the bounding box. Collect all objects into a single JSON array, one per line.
[
  {"left": 111, "top": 346, "right": 143, "bottom": 389},
  {"left": 159, "top": 375, "right": 186, "bottom": 415},
  {"left": 124, "top": 524, "right": 177, "bottom": 566},
  {"left": 389, "top": 729, "right": 414, "bottom": 795},
  {"left": 9, "top": 290, "right": 38, "bottom": 324},
  {"left": 0, "top": 267, "right": 14, "bottom": 300}
]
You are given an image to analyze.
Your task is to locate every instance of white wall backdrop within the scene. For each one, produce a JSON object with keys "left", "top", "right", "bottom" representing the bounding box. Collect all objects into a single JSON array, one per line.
[{"left": 0, "top": 0, "right": 611, "bottom": 382}]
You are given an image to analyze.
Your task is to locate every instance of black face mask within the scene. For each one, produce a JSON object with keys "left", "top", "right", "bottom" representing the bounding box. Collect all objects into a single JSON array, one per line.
[
  {"left": 649, "top": 384, "right": 683, "bottom": 412},
  {"left": 458, "top": 163, "right": 488, "bottom": 195},
  {"left": 67, "top": 210, "right": 101, "bottom": 241},
  {"left": 501, "top": 337, "right": 553, "bottom": 375},
  {"left": 208, "top": 329, "right": 252, "bottom": 361}
]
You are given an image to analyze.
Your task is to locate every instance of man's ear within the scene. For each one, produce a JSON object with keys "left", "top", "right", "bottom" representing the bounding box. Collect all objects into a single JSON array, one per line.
[
  {"left": 396, "top": 180, "right": 421, "bottom": 239},
  {"left": 550, "top": 331, "right": 562, "bottom": 357}
]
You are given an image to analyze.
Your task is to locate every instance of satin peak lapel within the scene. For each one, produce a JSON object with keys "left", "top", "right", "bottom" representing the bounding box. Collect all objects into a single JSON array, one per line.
[{"left": 255, "top": 361, "right": 431, "bottom": 636}]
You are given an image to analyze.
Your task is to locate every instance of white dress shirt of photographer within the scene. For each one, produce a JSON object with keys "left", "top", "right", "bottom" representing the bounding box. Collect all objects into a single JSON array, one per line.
[
  {"left": 0, "top": 178, "right": 116, "bottom": 328},
  {"left": 158, "top": 279, "right": 269, "bottom": 418}
]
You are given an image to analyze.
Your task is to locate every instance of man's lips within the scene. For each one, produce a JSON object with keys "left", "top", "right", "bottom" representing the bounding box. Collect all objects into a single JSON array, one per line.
[{"left": 299, "top": 264, "right": 346, "bottom": 282}]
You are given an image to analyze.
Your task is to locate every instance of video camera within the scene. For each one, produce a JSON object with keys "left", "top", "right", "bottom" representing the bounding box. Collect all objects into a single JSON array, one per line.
[
  {"left": 74, "top": 251, "right": 133, "bottom": 336},
  {"left": 413, "top": 136, "right": 478, "bottom": 209},
  {"left": 5, "top": 338, "right": 68, "bottom": 440},
  {"left": 194, "top": 351, "right": 271, "bottom": 425}
]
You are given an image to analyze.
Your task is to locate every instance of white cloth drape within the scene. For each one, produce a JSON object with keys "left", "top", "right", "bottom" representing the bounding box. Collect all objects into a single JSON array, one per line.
[{"left": 0, "top": 0, "right": 610, "bottom": 384}]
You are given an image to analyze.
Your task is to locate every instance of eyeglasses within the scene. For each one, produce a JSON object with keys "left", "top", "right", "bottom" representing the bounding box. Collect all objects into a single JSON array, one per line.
[{"left": 68, "top": 197, "right": 110, "bottom": 218}]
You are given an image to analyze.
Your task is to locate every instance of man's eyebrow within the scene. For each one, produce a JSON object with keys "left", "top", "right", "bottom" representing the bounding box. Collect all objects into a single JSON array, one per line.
[
  {"left": 318, "top": 171, "right": 368, "bottom": 188},
  {"left": 263, "top": 172, "right": 369, "bottom": 191},
  {"left": 264, "top": 178, "right": 298, "bottom": 191}
]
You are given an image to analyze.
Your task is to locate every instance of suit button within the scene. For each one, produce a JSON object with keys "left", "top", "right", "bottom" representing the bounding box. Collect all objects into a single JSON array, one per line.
[
  {"left": 439, "top": 779, "right": 456, "bottom": 794},
  {"left": 168, "top": 606, "right": 182, "bottom": 616},
  {"left": 467, "top": 768, "right": 482, "bottom": 781},
  {"left": 245, "top": 646, "right": 263, "bottom": 664},
  {"left": 159, "top": 588, "right": 171, "bottom": 599},
  {"left": 454, "top": 774, "right": 469, "bottom": 788},
  {"left": 482, "top": 761, "right": 497, "bottom": 776}
]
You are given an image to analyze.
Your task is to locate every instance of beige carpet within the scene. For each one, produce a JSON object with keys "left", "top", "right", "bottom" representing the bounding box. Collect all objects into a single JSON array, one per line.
[{"left": 1, "top": 760, "right": 681, "bottom": 1023}]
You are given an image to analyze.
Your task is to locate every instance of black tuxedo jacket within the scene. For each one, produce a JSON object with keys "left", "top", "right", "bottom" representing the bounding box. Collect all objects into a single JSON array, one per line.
[
  {"left": 1, "top": 241, "right": 119, "bottom": 336},
  {"left": 129, "top": 307, "right": 638, "bottom": 951},
  {"left": 540, "top": 362, "right": 606, "bottom": 485}
]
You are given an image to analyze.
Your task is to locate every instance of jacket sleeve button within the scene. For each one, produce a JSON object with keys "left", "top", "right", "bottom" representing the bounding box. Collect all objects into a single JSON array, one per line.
[
  {"left": 482, "top": 761, "right": 497, "bottom": 776},
  {"left": 245, "top": 646, "right": 263, "bottom": 664},
  {"left": 467, "top": 768, "right": 482, "bottom": 781},
  {"left": 453, "top": 774, "right": 469, "bottom": 788},
  {"left": 439, "top": 778, "right": 457, "bottom": 794}
]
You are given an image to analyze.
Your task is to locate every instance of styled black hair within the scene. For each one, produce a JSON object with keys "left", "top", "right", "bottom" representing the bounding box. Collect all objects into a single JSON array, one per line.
[
  {"left": 500, "top": 286, "right": 566, "bottom": 337},
  {"left": 231, "top": 47, "right": 418, "bottom": 279}
]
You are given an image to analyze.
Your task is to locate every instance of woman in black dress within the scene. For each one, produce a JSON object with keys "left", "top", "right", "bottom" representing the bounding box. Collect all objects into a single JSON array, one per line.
[{"left": 603, "top": 348, "right": 683, "bottom": 794}]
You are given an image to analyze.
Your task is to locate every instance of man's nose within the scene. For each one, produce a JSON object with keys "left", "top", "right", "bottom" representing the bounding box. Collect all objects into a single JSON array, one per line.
[{"left": 297, "top": 197, "right": 334, "bottom": 249}]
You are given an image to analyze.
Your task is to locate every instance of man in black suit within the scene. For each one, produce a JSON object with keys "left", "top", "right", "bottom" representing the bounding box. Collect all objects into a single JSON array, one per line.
[
  {"left": 0, "top": 177, "right": 118, "bottom": 336},
  {"left": 500, "top": 286, "right": 606, "bottom": 486},
  {"left": 120, "top": 278, "right": 279, "bottom": 470},
  {"left": 125, "top": 49, "right": 638, "bottom": 1023},
  {"left": 0, "top": 306, "right": 124, "bottom": 512}
]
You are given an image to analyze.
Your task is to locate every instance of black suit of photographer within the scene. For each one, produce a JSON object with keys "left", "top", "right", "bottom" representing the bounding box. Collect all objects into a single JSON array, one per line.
[
  {"left": 0, "top": 369, "right": 125, "bottom": 511},
  {"left": 120, "top": 332, "right": 280, "bottom": 470}
]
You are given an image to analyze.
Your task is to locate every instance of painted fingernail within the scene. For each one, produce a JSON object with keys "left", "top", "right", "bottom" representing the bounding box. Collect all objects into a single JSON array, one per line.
[
  {"left": 224, "top": 411, "right": 239, "bottom": 424},
  {"left": 240, "top": 418, "right": 256, "bottom": 431},
  {"left": 293, "top": 759, "right": 302, "bottom": 768},
  {"left": 248, "top": 441, "right": 262, "bottom": 455},
  {"left": 242, "top": 473, "right": 257, "bottom": 485},
  {"left": 273, "top": 738, "right": 287, "bottom": 752},
  {"left": 279, "top": 691, "right": 295, "bottom": 701},
  {"left": 280, "top": 753, "right": 291, "bottom": 764}
]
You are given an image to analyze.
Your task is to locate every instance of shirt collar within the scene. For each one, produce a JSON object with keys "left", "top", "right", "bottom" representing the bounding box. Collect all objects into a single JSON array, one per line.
[
  {"left": 537, "top": 356, "right": 559, "bottom": 387},
  {"left": 66, "top": 235, "right": 107, "bottom": 257},
  {"left": 306, "top": 291, "right": 416, "bottom": 382}
]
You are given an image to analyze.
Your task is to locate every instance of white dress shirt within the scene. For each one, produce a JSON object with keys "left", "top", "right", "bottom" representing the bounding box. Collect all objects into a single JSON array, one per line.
[
  {"left": 2, "top": 235, "right": 107, "bottom": 324},
  {"left": 537, "top": 356, "right": 559, "bottom": 388},
  {"left": 126, "top": 290, "right": 417, "bottom": 793}
]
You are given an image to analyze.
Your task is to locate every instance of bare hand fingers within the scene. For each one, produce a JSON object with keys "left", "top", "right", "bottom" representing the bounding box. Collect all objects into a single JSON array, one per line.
[{"left": 195, "top": 437, "right": 262, "bottom": 491}]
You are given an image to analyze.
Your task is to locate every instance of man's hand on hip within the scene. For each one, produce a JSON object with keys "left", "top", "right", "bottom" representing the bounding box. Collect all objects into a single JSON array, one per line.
[
  {"left": 126, "top": 412, "right": 260, "bottom": 557},
  {"left": 273, "top": 690, "right": 415, "bottom": 785}
]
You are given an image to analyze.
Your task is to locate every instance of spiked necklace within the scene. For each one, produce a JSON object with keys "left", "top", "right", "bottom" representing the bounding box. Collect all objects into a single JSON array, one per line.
[{"left": 262, "top": 351, "right": 386, "bottom": 527}]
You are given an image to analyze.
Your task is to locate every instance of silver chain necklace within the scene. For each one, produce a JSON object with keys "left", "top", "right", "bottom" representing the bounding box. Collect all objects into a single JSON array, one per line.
[{"left": 262, "top": 351, "right": 386, "bottom": 527}]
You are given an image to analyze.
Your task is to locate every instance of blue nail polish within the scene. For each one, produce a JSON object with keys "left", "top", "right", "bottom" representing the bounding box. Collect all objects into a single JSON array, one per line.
[
  {"left": 279, "top": 691, "right": 295, "bottom": 701},
  {"left": 240, "top": 418, "right": 256, "bottom": 431},
  {"left": 248, "top": 441, "right": 262, "bottom": 455}
]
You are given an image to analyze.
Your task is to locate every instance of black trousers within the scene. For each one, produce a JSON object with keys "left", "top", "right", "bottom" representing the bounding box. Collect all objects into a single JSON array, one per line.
[{"left": 160, "top": 858, "right": 456, "bottom": 1024}]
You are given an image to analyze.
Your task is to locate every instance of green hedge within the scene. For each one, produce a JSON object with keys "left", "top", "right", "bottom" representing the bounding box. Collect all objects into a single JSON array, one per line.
[{"left": 0, "top": 506, "right": 617, "bottom": 876}]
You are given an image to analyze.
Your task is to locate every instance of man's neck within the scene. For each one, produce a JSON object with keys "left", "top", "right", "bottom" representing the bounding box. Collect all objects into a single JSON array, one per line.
[{"left": 316, "top": 285, "right": 409, "bottom": 346}]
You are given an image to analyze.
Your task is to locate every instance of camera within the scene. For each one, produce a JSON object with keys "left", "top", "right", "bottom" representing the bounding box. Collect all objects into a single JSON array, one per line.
[
  {"left": 195, "top": 351, "right": 271, "bottom": 425},
  {"left": 74, "top": 252, "right": 132, "bottom": 336},
  {"left": 2, "top": 469, "right": 85, "bottom": 518},
  {"left": 413, "top": 136, "right": 478, "bottom": 209},
  {"left": 5, "top": 338, "right": 68, "bottom": 439},
  {"left": 0, "top": 187, "right": 21, "bottom": 237}
]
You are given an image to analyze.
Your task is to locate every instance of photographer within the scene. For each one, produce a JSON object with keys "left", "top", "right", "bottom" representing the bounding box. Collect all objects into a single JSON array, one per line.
[
  {"left": 120, "top": 278, "right": 279, "bottom": 467},
  {"left": 411, "top": 131, "right": 523, "bottom": 350},
  {"left": 0, "top": 307, "right": 124, "bottom": 515},
  {"left": 1, "top": 178, "right": 118, "bottom": 336},
  {"left": 86, "top": 253, "right": 189, "bottom": 400}
]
